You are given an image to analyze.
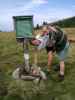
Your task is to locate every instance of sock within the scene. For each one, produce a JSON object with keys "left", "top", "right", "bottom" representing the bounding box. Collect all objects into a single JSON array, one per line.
[{"left": 60, "top": 71, "right": 64, "bottom": 76}]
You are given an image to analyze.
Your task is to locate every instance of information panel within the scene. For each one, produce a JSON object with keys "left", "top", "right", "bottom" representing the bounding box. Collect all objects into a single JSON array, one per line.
[{"left": 13, "top": 16, "right": 34, "bottom": 38}]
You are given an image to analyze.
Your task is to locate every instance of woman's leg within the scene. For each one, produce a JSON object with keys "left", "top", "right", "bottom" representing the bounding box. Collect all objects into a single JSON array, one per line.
[{"left": 47, "top": 51, "right": 53, "bottom": 72}]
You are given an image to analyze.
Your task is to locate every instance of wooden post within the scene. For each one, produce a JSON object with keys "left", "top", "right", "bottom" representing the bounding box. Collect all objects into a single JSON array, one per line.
[
  {"left": 23, "top": 39, "right": 30, "bottom": 72},
  {"left": 33, "top": 47, "right": 38, "bottom": 66}
]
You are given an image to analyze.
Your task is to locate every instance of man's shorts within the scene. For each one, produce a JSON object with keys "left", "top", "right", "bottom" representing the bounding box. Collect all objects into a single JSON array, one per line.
[
  {"left": 57, "top": 42, "right": 69, "bottom": 61},
  {"left": 46, "top": 42, "right": 69, "bottom": 61}
]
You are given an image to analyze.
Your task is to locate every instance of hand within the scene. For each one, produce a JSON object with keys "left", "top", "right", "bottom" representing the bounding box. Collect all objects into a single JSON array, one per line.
[{"left": 31, "top": 39, "right": 41, "bottom": 46}]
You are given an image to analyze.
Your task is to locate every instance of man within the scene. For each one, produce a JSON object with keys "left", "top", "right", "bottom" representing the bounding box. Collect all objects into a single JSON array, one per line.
[
  {"left": 31, "top": 25, "right": 69, "bottom": 81},
  {"left": 46, "top": 25, "right": 69, "bottom": 81}
]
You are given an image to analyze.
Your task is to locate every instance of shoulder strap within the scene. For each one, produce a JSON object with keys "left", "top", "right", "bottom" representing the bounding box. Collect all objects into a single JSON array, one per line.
[{"left": 48, "top": 31, "right": 56, "bottom": 45}]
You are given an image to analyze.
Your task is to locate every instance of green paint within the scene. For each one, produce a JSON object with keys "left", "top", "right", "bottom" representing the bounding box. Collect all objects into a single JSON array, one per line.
[{"left": 13, "top": 16, "right": 33, "bottom": 38}]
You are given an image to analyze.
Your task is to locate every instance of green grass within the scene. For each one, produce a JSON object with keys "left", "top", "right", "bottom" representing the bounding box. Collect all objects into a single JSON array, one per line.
[{"left": 0, "top": 30, "right": 75, "bottom": 100}]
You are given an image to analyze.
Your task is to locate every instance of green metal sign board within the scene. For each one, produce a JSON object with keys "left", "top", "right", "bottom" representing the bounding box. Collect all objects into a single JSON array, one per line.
[{"left": 13, "top": 16, "right": 34, "bottom": 38}]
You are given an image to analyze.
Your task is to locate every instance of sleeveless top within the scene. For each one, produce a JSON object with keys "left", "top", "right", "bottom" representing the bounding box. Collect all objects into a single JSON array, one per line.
[{"left": 48, "top": 28, "right": 67, "bottom": 52}]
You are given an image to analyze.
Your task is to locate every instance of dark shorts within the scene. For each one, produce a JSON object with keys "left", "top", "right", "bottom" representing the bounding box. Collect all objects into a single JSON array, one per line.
[{"left": 46, "top": 46, "right": 55, "bottom": 53}]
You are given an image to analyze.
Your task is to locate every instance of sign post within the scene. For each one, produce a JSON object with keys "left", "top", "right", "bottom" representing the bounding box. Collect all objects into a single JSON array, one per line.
[
  {"left": 12, "top": 15, "right": 47, "bottom": 82},
  {"left": 13, "top": 16, "right": 34, "bottom": 73}
]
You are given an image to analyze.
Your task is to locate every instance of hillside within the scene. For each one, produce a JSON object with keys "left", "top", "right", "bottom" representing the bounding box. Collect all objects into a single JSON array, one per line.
[
  {"left": 50, "top": 16, "right": 75, "bottom": 27},
  {"left": 35, "top": 16, "right": 75, "bottom": 30}
]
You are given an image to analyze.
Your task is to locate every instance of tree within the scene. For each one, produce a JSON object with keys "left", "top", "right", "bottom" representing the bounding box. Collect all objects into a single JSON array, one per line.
[
  {"left": 43, "top": 21, "right": 48, "bottom": 25},
  {"left": 35, "top": 24, "right": 40, "bottom": 29}
]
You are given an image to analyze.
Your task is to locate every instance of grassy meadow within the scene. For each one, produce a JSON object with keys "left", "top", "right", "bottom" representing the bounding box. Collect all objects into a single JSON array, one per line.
[{"left": 0, "top": 28, "right": 75, "bottom": 100}]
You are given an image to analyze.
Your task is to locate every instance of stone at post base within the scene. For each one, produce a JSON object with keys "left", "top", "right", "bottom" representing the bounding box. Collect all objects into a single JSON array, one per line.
[{"left": 12, "top": 65, "right": 47, "bottom": 84}]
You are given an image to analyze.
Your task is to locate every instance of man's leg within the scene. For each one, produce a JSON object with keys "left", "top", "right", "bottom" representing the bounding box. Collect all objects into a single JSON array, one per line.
[
  {"left": 59, "top": 60, "right": 65, "bottom": 76},
  {"left": 58, "top": 42, "right": 69, "bottom": 80},
  {"left": 58, "top": 60, "right": 65, "bottom": 81},
  {"left": 47, "top": 51, "right": 53, "bottom": 72}
]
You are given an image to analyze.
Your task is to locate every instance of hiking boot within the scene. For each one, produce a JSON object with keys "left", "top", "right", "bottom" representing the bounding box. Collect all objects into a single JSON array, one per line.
[
  {"left": 53, "top": 64, "right": 60, "bottom": 71},
  {"left": 58, "top": 74, "right": 64, "bottom": 81}
]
